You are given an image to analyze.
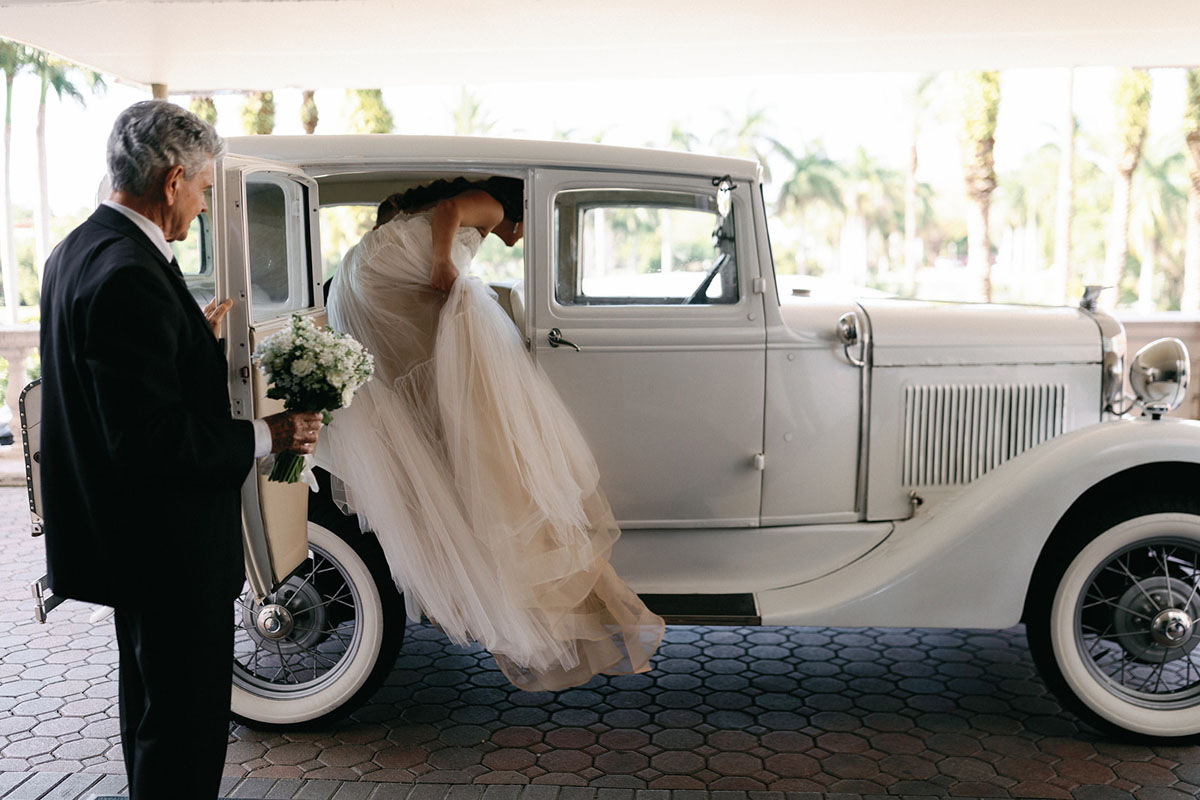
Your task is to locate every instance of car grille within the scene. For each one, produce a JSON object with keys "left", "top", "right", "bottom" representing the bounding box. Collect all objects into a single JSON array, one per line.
[{"left": 902, "top": 383, "right": 1067, "bottom": 486}]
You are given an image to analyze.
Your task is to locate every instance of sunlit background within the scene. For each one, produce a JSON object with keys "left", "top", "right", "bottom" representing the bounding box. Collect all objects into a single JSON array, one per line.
[{"left": 2, "top": 45, "right": 1199, "bottom": 326}]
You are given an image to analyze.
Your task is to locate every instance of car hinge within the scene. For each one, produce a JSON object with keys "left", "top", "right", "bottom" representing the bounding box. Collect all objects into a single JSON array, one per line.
[
  {"left": 752, "top": 277, "right": 766, "bottom": 295},
  {"left": 753, "top": 453, "right": 766, "bottom": 470}
]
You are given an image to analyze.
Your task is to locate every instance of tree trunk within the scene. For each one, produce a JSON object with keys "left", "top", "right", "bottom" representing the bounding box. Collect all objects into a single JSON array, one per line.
[
  {"left": 903, "top": 134, "right": 918, "bottom": 292},
  {"left": 1136, "top": 232, "right": 1156, "bottom": 313},
  {"left": 2, "top": 73, "right": 18, "bottom": 324},
  {"left": 966, "top": 194, "right": 992, "bottom": 302},
  {"left": 1183, "top": 132, "right": 1200, "bottom": 312},
  {"left": 1102, "top": 167, "right": 1134, "bottom": 306},
  {"left": 1053, "top": 68, "right": 1075, "bottom": 304},
  {"left": 34, "top": 74, "right": 50, "bottom": 285}
]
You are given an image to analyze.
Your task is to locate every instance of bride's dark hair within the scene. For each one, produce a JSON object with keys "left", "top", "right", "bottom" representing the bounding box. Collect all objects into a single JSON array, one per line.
[{"left": 377, "top": 176, "right": 524, "bottom": 227}]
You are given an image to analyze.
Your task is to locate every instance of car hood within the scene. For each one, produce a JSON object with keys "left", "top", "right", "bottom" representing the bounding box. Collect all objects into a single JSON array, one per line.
[{"left": 858, "top": 299, "right": 1102, "bottom": 367}]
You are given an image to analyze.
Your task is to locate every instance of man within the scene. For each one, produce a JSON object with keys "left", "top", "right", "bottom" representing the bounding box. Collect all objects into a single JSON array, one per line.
[{"left": 39, "top": 100, "right": 322, "bottom": 799}]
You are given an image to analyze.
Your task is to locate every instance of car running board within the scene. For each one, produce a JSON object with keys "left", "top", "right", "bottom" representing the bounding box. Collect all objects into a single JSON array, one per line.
[{"left": 639, "top": 593, "right": 760, "bottom": 626}]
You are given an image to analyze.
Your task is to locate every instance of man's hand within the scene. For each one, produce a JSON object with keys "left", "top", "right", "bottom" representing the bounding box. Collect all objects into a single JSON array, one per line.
[
  {"left": 202, "top": 297, "right": 234, "bottom": 338},
  {"left": 264, "top": 411, "right": 323, "bottom": 454}
]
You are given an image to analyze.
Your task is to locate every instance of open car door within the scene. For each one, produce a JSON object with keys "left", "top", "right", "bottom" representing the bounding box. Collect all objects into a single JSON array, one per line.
[{"left": 218, "top": 155, "right": 324, "bottom": 600}]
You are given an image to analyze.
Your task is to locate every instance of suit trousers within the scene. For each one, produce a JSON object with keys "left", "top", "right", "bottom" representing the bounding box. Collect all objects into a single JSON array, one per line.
[{"left": 114, "top": 595, "right": 233, "bottom": 800}]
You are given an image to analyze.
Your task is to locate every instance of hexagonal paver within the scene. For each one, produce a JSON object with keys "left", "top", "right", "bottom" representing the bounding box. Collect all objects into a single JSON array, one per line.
[{"left": 2, "top": 481, "right": 1200, "bottom": 796}]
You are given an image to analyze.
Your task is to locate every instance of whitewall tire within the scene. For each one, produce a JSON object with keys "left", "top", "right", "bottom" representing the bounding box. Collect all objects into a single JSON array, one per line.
[
  {"left": 230, "top": 520, "right": 403, "bottom": 727},
  {"left": 1030, "top": 507, "right": 1200, "bottom": 740}
]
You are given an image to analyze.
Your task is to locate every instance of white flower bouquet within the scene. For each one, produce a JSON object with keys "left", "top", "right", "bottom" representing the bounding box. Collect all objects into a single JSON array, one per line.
[{"left": 253, "top": 314, "right": 375, "bottom": 483}]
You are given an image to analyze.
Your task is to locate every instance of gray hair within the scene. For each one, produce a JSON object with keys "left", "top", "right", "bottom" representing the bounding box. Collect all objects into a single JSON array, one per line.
[{"left": 106, "top": 100, "right": 225, "bottom": 197}]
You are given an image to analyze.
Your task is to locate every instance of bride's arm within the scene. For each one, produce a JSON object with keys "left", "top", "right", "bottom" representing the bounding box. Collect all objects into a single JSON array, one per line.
[{"left": 430, "top": 190, "right": 505, "bottom": 291}]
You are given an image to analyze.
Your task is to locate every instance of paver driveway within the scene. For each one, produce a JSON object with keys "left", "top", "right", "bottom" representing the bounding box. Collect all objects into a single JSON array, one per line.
[{"left": 3, "top": 486, "right": 1200, "bottom": 798}]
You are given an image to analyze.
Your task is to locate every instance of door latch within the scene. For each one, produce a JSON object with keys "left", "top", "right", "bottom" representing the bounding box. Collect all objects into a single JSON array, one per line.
[{"left": 547, "top": 328, "right": 581, "bottom": 352}]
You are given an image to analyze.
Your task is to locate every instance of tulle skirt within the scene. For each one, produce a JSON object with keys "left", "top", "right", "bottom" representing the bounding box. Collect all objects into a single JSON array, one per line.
[{"left": 321, "top": 215, "right": 663, "bottom": 691}]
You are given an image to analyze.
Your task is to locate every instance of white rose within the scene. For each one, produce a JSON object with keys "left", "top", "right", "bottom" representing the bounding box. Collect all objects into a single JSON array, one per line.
[{"left": 291, "top": 358, "right": 315, "bottom": 377}]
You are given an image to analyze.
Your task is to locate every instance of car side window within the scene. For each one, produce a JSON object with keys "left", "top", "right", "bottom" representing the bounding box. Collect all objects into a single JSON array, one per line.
[
  {"left": 554, "top": 188, "right": 737, "bottom": 306},
  {"left": 173, "top": 187, "right": 215, "bottom": 307},
  {"left": 246, "top": 173, "right": 313, "bottom": 322}
]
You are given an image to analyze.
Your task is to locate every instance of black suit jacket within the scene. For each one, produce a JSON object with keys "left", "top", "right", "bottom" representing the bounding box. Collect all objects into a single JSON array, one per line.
[{"left": 40, "top": 204, "right": 255, "bottom": 608}]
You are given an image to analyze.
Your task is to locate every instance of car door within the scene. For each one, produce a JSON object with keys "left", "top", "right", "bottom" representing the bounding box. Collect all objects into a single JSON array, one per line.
[
  {"left": 529, "top": 170, "right": 766, "bottom": 529},
  {"left": 218, "top": 156, "right": 324, "bottom": 598}
]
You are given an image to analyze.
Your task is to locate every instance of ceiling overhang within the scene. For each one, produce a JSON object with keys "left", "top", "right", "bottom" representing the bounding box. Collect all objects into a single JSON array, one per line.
[{"left": 2, "top": 0, "right": 1199, "bottom": 92}]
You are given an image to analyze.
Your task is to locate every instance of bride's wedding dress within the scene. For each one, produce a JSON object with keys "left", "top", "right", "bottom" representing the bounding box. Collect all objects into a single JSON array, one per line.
[{"left": 323, "top": 211, "right": 664, "bottom": 691}]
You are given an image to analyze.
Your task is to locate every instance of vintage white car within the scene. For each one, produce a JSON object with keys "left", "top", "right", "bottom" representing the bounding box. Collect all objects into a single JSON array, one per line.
[{"left": 22, "top": 135, "right": 1200, "bottom": 741}]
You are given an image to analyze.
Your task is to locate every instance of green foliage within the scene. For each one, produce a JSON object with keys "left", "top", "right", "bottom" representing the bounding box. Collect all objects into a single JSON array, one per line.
[
  {"left": 241, "top": 91, "right": 275, "bottom": 135},
  {"left": 346, "top": 89, "right": 393, "bottom": 134},
  {"left": 773, "top": 139, "right": 844, "bottom": 216},
  {"left": 1114, "top": 69, "right": 1152, "bottom": 170},
  {"left": 320, "top": 206, "right": 375, "bottom": 279},
  {"left": 712, "top": 107, "right": 777, "bottom": 182},
  {"left": 1185, "top": 70, "right": 1200, "bottom": 133},
  {"left": 32, "top": 51, "right": 103, "bottom": 109},
  {"left": 189, "top": 95, "right": 217, "bottom": 125},
  {"left": 452, "top": 86, "right": 494, "bottom": 136},
  {"left": 960, "top": 71, "right": 1000, "bottom": 199},
  {"left": 300, "top": 90, "right": 318, "bottom": 134}
]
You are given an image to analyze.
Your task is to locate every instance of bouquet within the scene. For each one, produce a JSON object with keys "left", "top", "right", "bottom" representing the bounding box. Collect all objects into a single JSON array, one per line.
[{"left": 253, "top": 314, "right": 375, "bottom": 483}]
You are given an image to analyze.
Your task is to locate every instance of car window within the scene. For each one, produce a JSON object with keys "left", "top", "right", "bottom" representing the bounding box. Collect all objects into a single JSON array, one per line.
[
  {"left": 246, "top": 173, "right": 313, "bottom": 322},
  {"left": 554, "top": 188, "right": 737, "bottom": 306},
  {"left": 173, "top": 187, "right": 214, "bottom": 306}
]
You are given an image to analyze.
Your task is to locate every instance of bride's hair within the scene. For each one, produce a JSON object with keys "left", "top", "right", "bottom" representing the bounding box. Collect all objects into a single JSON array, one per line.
[{"left": 377, "top": 176, "right": 524, "bottom": 228}]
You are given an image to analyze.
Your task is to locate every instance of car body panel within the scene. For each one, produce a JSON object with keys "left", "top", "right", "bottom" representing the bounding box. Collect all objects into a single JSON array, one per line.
[{"left": 757, "top": 419, "right": 1200, "bottom": 627}]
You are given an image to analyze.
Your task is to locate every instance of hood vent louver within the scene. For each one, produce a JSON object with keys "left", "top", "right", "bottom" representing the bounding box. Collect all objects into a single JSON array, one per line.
[{"left": 902, "top": 383, "right": 1067, "bottom": 487}]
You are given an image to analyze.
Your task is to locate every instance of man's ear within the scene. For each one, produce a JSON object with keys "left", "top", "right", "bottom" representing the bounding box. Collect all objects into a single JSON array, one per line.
[{"left": 162, "top": 165, "right": 186, "bottom": 206}]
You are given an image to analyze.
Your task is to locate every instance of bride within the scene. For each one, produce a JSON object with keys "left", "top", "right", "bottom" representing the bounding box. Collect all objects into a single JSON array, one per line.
[{"left": 323, "top": 176, "right": 664, "bottom": 691}]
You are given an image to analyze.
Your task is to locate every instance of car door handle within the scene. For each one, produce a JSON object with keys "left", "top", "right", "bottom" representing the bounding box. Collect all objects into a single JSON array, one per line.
[{"left": 547, "top": 328, "right": 581, "bottom": 352}]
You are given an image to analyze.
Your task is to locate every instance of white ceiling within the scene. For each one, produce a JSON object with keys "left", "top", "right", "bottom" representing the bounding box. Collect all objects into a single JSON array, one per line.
[{"left": 3, "top": 0, "right": 1199, "bottom": 93}]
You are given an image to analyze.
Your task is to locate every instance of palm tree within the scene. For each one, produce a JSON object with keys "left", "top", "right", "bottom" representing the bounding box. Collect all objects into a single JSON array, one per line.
[
  {"left": 840, "top": 147, "right": 905, "bottom": 284},
  {"left": 904, "top": 74, "right": 939, "bottom": 289},
  {"left": 770, "top": 139, "right": 843, "bottom": 277},
  {"left": 666, "top": 122, "right": 699, "bottom": 153},
  {"left": 451, "top": 86, "right": 494, "bottom": 136},
  {"left": 712, "top": 107, "right": 776, "bottom": 182},
  {"left": 32, "top": 52, "right": 105, "bottom": 282},
  {"left": 1182, "top": 70, "right": 1200, "bottom": 312},
  {"left": 189, "top": 95, "right": 217, "bottom": 125},
  {"left": 1052, "top": 68, "right": 1076, "bottom": 303},
  {"left": 960, "top": 71, "right": 1001, "bottom": 301},
  {"left": 1101, "top": 68, "right": 1152, "bottom": 308},
  {"left": 300, "top": 90, "right": 318, "bottom": 134},
  {"left": 773, "top": 139, "right": 844, "bottom": 217},
  {"left": 1132, "top": 146, "right": 1186, "bottom": 311},
  {"left": 241, "top": 91, "right": 275, "bottom": 135},
  {"left": 346, "top": 89, "right": 393, "bottom": 134},
  {"left": 1, "top": 40, "right": 33, "bottom": 324}
]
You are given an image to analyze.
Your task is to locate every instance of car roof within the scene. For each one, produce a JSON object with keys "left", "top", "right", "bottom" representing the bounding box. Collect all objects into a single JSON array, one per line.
[{"left": 224, "top": 135, "right": 761, "bottom": 182}]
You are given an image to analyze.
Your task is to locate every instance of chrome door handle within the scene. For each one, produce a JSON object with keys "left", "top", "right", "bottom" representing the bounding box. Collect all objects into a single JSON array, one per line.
[{"left": 547, "top": 328, "right": 581, "bottom": 352}]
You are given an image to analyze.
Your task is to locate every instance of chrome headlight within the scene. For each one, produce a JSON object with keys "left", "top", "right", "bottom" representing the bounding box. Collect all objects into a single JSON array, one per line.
[{"left": 1130, "top": 337, "right": 1190, "bottom": 417}]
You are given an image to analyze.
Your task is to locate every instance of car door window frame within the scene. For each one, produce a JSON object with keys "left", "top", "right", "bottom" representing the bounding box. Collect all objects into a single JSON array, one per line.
[{"left": 537, "top": 171, "right": 758, "bottom": 326}]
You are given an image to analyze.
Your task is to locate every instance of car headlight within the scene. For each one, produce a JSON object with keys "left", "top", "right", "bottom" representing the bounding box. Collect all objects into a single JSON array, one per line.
[{"left": 1129, "top": 337, "right": 1190, "bottom": 417}]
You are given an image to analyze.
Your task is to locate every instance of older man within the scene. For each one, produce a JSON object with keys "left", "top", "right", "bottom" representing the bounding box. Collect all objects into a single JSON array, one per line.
[{"left": 39, "top": 100, "right": 322, "bottom": 799}]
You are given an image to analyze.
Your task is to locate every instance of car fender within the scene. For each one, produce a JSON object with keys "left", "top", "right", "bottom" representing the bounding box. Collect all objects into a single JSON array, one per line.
[{"left": 757, "top": 417, "right": 1200, "bottom": 628}]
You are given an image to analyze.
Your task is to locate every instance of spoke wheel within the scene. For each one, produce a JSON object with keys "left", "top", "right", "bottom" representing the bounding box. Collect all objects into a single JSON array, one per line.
[
  {"left": 1029, "top": 503, "right": 1200, "bottom": 740},
  {"left": 230, "top": 518, "right": 403, "bottom": 728}
]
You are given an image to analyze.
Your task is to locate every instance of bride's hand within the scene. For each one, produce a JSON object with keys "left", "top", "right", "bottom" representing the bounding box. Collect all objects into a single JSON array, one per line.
[{"left": 430, "top": 257, "right": 459, "bottom": 292}]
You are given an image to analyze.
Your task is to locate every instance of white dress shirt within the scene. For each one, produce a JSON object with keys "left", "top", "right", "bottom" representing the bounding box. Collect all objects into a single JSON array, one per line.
[{"left": 103, "top": 200, "right": 272, "bottom": 458}]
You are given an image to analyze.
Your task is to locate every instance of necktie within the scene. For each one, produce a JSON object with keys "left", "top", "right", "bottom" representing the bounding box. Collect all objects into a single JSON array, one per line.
[{"left": 169, "top": 257, "right": 183, "bottom": 278}]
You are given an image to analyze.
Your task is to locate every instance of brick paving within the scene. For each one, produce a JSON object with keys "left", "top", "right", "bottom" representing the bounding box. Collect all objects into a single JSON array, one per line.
[{"left": 3, "top": 481, "right": 1200, "bottom": 798}]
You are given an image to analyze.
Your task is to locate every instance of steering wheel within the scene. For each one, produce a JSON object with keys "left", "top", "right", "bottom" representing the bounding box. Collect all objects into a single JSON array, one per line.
[{"left": 685, "top": 253, "right": 731, "bottom": 305}]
